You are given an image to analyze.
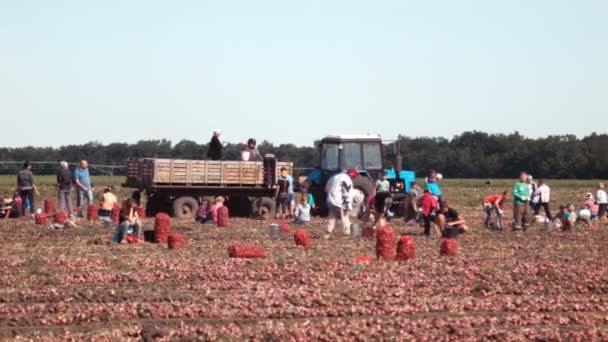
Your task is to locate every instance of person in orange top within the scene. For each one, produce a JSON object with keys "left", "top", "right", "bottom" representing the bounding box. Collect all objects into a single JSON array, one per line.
[{"left": 483, "top": 190, "right": 508, "bottom": 229}]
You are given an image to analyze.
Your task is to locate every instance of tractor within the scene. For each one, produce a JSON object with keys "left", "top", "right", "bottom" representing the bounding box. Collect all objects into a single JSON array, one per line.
[{"left": 305, "top": 134, "right": 415, "bottom": 218}]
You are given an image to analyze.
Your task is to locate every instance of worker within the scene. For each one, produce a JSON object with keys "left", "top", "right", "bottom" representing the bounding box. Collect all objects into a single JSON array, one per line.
[
  {"left": 324, "top": 169, "right": 358, "bottom": 238},
  {"left": 483, "top": 190, "right": 508, "bottom": 229}
]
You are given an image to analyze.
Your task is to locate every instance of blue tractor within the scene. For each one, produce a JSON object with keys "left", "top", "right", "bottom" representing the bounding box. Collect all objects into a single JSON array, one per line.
[{"left": 306, "top": 134, "right": 415, "bottom": 218}]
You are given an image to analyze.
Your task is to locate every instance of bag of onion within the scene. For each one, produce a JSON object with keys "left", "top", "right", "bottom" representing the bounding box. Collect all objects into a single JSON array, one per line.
[
  {"left": 154, "top": 213, "right": 171, "bottom": 243},
  {"left": 227, "top": 244, "right": 267, "bottom": 259},
  {"left": 396, "top": 236, "right": 416, "bottom": 261},
  {"left": 376, "top": 225, "right": 396, "bottom": 260},
  {"left": 440, "top": 238, "right": 458, "bottom": 256},
  {"left": 294, "top": 229, "right": 311, "bottom": 248}
]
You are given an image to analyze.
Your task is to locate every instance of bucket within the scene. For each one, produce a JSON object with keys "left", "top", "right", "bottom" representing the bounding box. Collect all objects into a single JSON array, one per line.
[
  {"left": 268, "top": 224, "right": 280, "bottom": 240},
  {"left": 350, "top": 223, "right": 362, "bottom": 238},
  {"left": 443, "top": 226, "right": 460, "bottom": 239},
  {"left": 241, "top": 151, "right": 251, "bottom": 161}
]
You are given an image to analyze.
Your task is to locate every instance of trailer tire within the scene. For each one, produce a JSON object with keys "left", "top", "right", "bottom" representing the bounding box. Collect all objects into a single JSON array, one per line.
[
  {"left": 173, "top": 196, "right": 199, "bottom": 219},
  {"left": 252, "top": 197, "right": 276, "bottom": 220}
]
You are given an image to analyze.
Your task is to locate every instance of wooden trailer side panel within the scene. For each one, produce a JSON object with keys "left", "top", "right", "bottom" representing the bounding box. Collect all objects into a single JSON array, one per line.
[{"left": 141, "top": 159, "right": 293, "bottom": 187}]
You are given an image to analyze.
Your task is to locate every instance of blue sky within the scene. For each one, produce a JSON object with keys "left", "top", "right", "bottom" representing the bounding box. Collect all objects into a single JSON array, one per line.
[{"left": 1, "top": 0, "right": 606, "bottom": 147}]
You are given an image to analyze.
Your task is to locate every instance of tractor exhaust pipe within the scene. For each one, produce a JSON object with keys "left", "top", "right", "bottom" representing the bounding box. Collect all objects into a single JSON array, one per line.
[{"left": 394, "top": 135, "right": 403, "bottom": 172}]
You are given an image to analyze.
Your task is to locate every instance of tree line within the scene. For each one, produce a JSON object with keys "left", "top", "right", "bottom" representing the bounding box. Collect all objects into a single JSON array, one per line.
[{"left": 0, "top": 131, "right": 606, "bottom": 179}]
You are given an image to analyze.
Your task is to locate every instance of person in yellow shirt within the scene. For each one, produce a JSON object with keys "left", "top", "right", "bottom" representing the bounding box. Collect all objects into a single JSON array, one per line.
[{"left": 99, "top": 186, "right": 117, "bottom": 218}]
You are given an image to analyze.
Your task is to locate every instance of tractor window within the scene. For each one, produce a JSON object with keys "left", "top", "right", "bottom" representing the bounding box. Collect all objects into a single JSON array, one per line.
[
  {"left": 343, "top": 143, "right": 363, "bottom": 169},
  {"left": 321, "top": 144, "right": 339, "bottom": 170},
  {"left": 363, "top": 143, "right": 382, "bottom": 169}
]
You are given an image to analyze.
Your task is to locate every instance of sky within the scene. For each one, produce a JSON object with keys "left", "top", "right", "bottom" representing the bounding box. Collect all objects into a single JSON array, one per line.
[{"left": 1, "top": 0, "right": 607, "bottom": 147}]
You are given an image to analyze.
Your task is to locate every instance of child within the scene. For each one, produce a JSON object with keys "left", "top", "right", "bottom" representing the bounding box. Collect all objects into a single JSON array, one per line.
[
  {"left": 210, "top": 196, "right": 225, "bottom": 223},
  {"left": 0, "top": 196, "right": 15, "bottom": 219},
  {"left": 294, "top": 195, "right": 311, "bottom": 224},
  {"left": 99, "top": 186, "right": 117, "bottom": 218},
  {"left": 115, "top": 199, "right": 144, "bottom": 243},
  {"left": 196, "top": 199, "right": 213, "bottom": 223},
  {"left": 554, "top": 204, "right": 576, "bottom": 231},
  {"left": 301, "top": 190, "right": 318, "bottom": 216},
  {"left": 425, "top": 169, "right": 443, "bottom": 203}
]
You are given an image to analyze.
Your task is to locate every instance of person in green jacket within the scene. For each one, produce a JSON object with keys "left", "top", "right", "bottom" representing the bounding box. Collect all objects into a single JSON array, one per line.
[{"left": 512, "top": 171, "right": 531, "bottom": 230}]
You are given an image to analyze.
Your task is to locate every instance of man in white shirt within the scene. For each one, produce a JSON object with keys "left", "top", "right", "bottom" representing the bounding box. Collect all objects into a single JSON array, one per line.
[
  {"left": 533, "top": 179, "right": 552, "bottom": 219},
  {"left": 325, "top": 169, "right": 357, "bottom": 238},
  {"left": 597, "top": 182, "right": 608, "bottom": 226}
]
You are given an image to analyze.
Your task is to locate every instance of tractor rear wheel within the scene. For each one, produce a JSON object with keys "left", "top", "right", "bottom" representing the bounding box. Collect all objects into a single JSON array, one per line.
[{"left": 351, "top": 175, "right": 375, "bottom": 218}]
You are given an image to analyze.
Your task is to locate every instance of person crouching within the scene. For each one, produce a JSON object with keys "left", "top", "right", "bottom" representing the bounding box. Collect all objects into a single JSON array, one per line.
[{"left": 115, "top": 199, "right": 144, "bottom": 244}]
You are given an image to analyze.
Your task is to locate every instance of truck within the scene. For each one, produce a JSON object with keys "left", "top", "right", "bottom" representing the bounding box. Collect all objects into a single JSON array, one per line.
[
  {"left": 305, "top": 134, "right": 415, "bottom": 218},
  {"left": 124, "top": 157, "right": 293, "bottom": 219}
]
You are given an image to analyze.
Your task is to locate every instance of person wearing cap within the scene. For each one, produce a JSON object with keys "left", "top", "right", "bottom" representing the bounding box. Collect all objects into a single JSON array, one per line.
[
  {"left": 207, "top": 129, "right": 225, "bottom": 161},
  {"left": 554, "top": 204, "right": 576, "bottom": 231},
  {"left": 532, "top": 179, "right": 552, "bottom": 219},
  {"left": 324, "top": 169, "right": 357, "bottom": 238},
  {"left": 512, "top": 171, "right": 531, "bottom": 231},
  {"left": 244, "top": 138, "right": 262, "bottom": 161}
]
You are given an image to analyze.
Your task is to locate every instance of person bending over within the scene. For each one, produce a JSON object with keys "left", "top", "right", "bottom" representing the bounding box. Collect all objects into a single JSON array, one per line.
[
  {"left": 436, "top": 201, "right": 469, "bottom": 236},
  {"left": 483, "top": 190, "right": 508, "bottom": 229}
]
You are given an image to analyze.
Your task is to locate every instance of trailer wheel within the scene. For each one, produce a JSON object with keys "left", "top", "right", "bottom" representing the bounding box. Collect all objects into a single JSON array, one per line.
[
  {"left": 252, "top": 197, "right": 276, "bottom": 220},
  {"left": 173, "top": 196, "right": 199, "bottom": 219}
]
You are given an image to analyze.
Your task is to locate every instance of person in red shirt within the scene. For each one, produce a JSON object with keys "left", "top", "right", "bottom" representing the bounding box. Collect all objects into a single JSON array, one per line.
[
  {"left": 483, "top": 190, "right": 508, "bottom": 229},
  {"left": 421, "top": 189, "right": 439, "bottom": 236}
]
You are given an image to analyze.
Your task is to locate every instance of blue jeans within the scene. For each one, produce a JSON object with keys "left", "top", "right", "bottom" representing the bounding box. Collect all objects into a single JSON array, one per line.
[
  {"left": 76, "top": 188, "right": 93, "bottom": 216},
  {"left": 57, "top": 190, "right": 73, "bottom": 214}
]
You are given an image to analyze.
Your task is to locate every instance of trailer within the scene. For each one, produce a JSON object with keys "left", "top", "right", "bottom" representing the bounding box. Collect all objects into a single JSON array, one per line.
[{"left": 125, "top": 157, "right": 293, "bottom": 219}]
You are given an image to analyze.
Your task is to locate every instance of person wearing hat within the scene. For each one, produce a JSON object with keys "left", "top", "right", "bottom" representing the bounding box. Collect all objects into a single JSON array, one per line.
[
  {"left": 207, "top": 129, "right": 225, "bottom": 161},
  {"left": 512, "top": 171, "right": 531, "bottom": 231},
  {"left": 243, "top": 138, "right": 262, "bottom": 161},
  {"left": 324, "top": 169, "right": 357, "bottom": 238}
]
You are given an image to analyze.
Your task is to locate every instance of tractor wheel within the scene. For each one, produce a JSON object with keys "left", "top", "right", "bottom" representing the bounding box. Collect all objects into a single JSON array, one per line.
[
  {"left": 252, "top": 197, "right": 276, "bottom": 220},
  {"left": 351, "top": 175, "right": 375, "bottom": 219},
  {"left": 173, "top": 196, "right": 199, "bottom": 219}
]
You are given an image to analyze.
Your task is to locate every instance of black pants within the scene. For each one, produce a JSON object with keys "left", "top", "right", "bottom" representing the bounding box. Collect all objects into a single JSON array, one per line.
[
  {"left": 534, "top": 202, "right": 552, "bottom": 219},
  {"left": 422, "top": 214, "right": 435, "bottom": 236},
  {"left": 19, "top": 189, "right": 35, "bottom": 215}
]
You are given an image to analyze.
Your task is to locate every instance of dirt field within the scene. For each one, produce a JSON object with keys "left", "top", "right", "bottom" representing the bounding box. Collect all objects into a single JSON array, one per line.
[{"left": 1, "top": 177, "right": 608, "bottom": 340}]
